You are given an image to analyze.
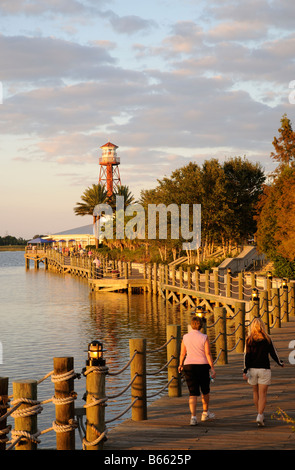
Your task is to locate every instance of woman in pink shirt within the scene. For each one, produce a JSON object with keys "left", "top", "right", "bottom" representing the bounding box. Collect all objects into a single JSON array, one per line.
[{"left": 178, "top": 315, "right": 216, "bottom": 425}]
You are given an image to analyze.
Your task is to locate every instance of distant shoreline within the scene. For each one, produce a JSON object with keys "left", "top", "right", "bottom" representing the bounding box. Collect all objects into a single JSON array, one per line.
[{"left": 0, "top": 246, "right": 26, "bottom": 251}]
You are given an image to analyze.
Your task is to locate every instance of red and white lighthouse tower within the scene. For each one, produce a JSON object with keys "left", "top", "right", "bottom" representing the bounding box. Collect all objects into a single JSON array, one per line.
[{"left": 98, "top": 142, "right": 121, "bottom": 198}]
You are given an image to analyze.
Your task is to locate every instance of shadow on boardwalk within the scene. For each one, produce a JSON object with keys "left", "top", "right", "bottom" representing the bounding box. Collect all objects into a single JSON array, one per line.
[{"left": 105, "top": 319, "right": 295, "bottom": 451}]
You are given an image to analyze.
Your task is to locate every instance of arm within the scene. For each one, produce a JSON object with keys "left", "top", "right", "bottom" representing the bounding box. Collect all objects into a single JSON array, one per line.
[
  {"left": 204, "top": 337, "right": 216, "bottom": 378},
  {"left": 178, "top": 341, "right": 186, "bottom": 373},
  {"left": 269, "top": 340, "right": 284, "bottom": 367}
]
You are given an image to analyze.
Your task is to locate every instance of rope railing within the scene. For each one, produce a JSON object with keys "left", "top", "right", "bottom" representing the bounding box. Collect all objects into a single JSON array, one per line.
[{"left": 0, "top": 326, "right": 182, "bottom": 451}]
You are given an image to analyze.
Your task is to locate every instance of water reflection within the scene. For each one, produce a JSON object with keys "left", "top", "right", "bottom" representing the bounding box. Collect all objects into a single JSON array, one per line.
[{"left": 0, "top": 251, "right": 192, "bottom": 449}]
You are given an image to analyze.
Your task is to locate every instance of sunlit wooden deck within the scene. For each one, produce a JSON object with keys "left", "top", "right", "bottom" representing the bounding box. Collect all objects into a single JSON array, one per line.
[{"left": 104, "top": 319, "right": 295, "bottom": 451}]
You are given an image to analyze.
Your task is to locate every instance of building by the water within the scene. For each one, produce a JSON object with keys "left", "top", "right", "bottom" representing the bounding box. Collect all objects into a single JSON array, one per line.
[{"left": 45, "top": 224, "right": 95, "bottom": 248}]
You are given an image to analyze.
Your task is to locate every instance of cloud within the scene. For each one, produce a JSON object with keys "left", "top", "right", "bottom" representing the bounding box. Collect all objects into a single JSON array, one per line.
[
  {"left": 0, "top": 0, "right": 104, "bottom": 17},
  {"left": 100, "top": 10, "right": 157, "bottom": 35},
  {"left": 0, "top": 35, "right": 115, "bottom": 83}
]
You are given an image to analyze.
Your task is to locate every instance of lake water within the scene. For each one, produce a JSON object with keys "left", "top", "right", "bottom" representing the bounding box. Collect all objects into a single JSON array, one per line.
[{"left": 0, "top": 251, "right": 191, "bottom": 449}]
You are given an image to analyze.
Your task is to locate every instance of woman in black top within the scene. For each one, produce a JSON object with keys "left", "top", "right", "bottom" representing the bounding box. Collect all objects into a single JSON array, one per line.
[{"left": 243, "top": 317, "right": 284, "bottom": 426}]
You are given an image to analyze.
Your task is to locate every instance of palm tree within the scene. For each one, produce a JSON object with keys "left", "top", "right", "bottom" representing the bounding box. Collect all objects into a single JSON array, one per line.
[
  {"left": 74, "top": 184, "right": 107, "bottom": 247},
  {"left": 112, "top": 185, "right": 135, "bottom": 208}
]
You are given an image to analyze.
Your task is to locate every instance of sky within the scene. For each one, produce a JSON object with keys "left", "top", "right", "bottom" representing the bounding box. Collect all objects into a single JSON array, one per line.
[{"left": 0, "top": 0, "right": 295, "bottom": 239}]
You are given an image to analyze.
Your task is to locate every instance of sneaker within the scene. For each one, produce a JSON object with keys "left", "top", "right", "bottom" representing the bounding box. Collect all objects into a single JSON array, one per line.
[
  {"left": 190, "top": 416, "right": 198, "bottom": 426},
  {"left": 256, "top": 414, "right": 265, "bottom": 426},
  {"left": 201, "top": 411, "right": 215, "bottom": 421}
]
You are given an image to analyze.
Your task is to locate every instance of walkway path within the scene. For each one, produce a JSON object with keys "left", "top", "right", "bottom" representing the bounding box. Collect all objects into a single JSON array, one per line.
[{"left": 104, "top": 319, "right": 295, "bottom": 450}]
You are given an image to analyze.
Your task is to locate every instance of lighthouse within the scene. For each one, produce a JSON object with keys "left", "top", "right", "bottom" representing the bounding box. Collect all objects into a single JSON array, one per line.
[{"left": 98, "top": 142, "right": 121, "bottom": 198}]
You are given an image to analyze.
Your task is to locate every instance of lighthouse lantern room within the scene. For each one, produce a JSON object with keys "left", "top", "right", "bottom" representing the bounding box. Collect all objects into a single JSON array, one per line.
[{"left": 99, "top": 142, "right": 121, "bottom": 198}]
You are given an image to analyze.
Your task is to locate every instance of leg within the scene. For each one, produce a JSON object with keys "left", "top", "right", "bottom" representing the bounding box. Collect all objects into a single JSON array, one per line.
[
  {"left": 257, "top": 384, "right": 268, "bottom": 415},
  {"left": 252, "top": 385, "right": 259, "bottom": 411},
  {"left": 201, "top": 393, "right": 209, "bottom": 412},
  {"left": 189, "top": 395, "right": 198, "bottom": 416}
]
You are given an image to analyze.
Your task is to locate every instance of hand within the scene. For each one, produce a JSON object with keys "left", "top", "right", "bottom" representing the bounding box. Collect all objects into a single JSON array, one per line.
[
  {"left": 210, "top": 368, "right": 216, "bottom": 379},
  {"left": 242, "top": 373, "right": 248, "bottom": 381},
  {"left": 178, "top": 365, "right": 183, "bottom": 373}
]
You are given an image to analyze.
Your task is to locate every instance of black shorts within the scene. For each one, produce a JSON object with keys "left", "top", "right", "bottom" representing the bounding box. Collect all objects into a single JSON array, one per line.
[{"left": 183, "top": 364, "right": 210, "bottom": 396}]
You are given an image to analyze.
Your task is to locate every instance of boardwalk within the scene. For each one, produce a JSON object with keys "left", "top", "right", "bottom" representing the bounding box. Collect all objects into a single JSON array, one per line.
[{"left": 104, "top": 319, "right": 295, "bottom": 451}]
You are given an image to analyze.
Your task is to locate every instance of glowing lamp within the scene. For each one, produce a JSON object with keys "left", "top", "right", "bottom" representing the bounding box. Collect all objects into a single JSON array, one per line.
[
  {"left": 86, "top": 341, "right": 105, "bottom": 366},
  {"left": 252, "top": 288, "right": 259, "bottom": 302}
]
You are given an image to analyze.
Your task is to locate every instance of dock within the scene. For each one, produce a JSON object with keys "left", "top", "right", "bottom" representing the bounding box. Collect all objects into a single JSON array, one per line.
[{"left": 104, "top": 319, "right": 295, "bottom": 451}]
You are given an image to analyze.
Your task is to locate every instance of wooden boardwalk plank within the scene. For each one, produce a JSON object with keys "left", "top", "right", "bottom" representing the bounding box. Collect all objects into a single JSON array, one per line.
[{"left": 104, "top": 320, "right": 295, "bottom": 451}]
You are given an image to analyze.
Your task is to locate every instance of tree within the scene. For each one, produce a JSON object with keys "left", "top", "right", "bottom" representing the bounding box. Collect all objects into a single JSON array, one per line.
[
  {"left": 140, "top": 156, "right": 265, "bottom": 262},
  {"left": 74, "top": 183, "right": 107, "bottom": 247},
  {"left": 255, "top": 115, "right": 295, "bottom": 277},
  {"left": 223, "top": 156, "right": 265, "bottom": 245},
  {"left": 271, "top": 114, "right": 295, "bottom": 173}
]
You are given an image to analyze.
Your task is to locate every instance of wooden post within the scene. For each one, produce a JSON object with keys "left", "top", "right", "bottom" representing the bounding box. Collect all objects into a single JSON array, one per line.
[
  {"left": 12, "top": 380, "right": 38, "bottom": 450},
  {"left": 271, "top": 288, "right": 281, "bottom": 329},
  {"left": 129, "top": 339, "right": 147, "bottom": 421},
  {"left": 195, "top": 267, "right": 200, "bottom": 291},
  {"left": 234, "top": 302, "right": 245, "bottom": 353},
  {"left": 226, "top": 269, "right": 232, "bottom": 298},
  {"left": 260, "top": 290, "right": 270, "bottom": 333},
  {"left": 238, "top": 272, "right": 244, "bottom": 300},
  {"left": 187, "top": 267, "right": 191, "bottom": 289},
  {"left": 124, "top": 262, "right": 129, "bottom": 280},
  {"left": 289, "top": 282, "right": 295, "bottom": 317},
  {"left": 214, "top": 269, "right": 219, "bottom": 296},
  {"left": 147, "top": 264, "right": 152, "bottom": 292},
  {"left": 172, "top": 266, "right": 176, "bottom": 287},
  {"left": 281, "top": 286, "right": 289, "bottom": 323},
  {"left": 213, "top": 307, "right": 227, "bottom": 365},
  {"left": 85, "top": 363, "right": 107, "bottom": 450},
  {"left": 0, "top": 377, "right": 9, "bottom": 450},
  {"left": 153, "top": 263, "right": 157, "bottom": 294},
  {"left": 53, "top": 357, "right": 75, "bottom": 450},
  {"left": 205, "top": 270, "right": 210, "bottom": 293},
  {"left": 250, "top": 272, "right": 256, "bottom": 288},
  {"left": 179, "top": 266, "right": 183, "bottom": 302},
  {"left": 165, "top": 265, "right": 169, "bottom": 285},
  {"left": 267, "top": 274, "right": 272, "bottom": 298},
  {"left": 166, "top": 325, "right": 181, "bottom": 397}
]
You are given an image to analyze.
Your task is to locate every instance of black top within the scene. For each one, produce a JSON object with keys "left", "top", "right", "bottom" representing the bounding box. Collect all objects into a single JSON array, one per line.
[{"left": 243, "top": 338, "right": 283, "bottom": 373}]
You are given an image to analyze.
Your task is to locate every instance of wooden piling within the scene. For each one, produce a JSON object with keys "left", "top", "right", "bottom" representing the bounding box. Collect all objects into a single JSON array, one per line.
[
  {"left": 205, "top": 270, "right": 210, "bottom": 293},
  {"left": 213, "top": 307, "right": 227, "bottom": 365},
  {"left": 271, "top": 288, "right": 281, "bottom": 329},
  {"left": 85, "top": 364, "right": 107, "bottom": 450},
  {"left": 226, "top": 269, "right": 232, "bottom": 298},
  {"left": 289, "top": 282, "right": 295, "bottom": 317},
  {"left": 238, "top": 272, "right": 244, "bottom": 300},
  {"left": 214, "top": 269, "right": 219, "bottom": 296},
  {"left": 129, "top": 339, "right": 147, "bottom": 421},
  {"left": 166, "top": 325, "right": 181, "bottom": 397},
  {"left": 12, "top": 380, "right": 38, "bottom": 450},
  {"left": 195, "top": 267, "right": 200, "bottom": 291},
  {"left": 260, "top": 290, "right": 270, "bottom": 333},
  {"left": 53, "top": 357, "right": 75, "bottom": 450},
  {"left": 281, "top": 286, "right": 289, "bottom": 323},
  {"left": 234, "top": 302, "right": 245, "bottom": 353},
  {"left": 0, "top": 377, "right": 9, "bottom": 450}
]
